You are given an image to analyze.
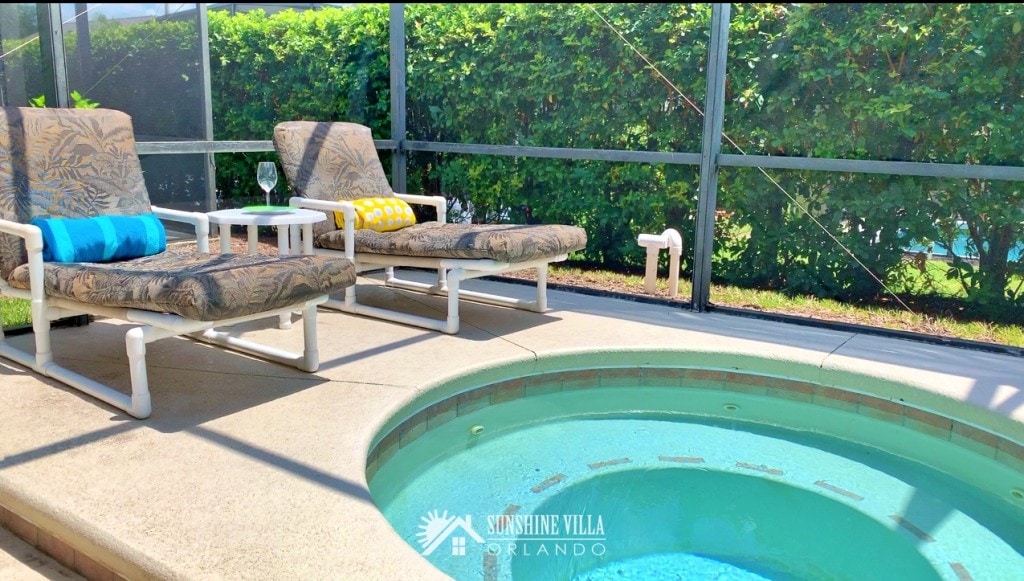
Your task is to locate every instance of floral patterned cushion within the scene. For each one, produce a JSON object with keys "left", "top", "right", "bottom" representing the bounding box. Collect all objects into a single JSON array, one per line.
[
  {"left": 5, "top": 251, "right": 356, "bottom": 322},
  {"left": 0, "top": 107, "right": 153, "bottom": 281},
  {"left": 316, "top": 221, "right": 588, "bottom": 264},
  {"left": 273, "top": 121, "right": 394, "bottom": 240}
]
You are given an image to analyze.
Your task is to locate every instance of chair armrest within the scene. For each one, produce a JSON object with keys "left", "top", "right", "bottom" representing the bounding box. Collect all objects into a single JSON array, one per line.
[
  {"left": 395, "top": 193, "right": 447, "bottom": 224},
  {"left": 152, "top": 206, "right": 210, "bottom": 253},
  {"left": 288, "top": 196, "right": 354, "bottom": 213},
  {"left": 287, "top": 197, "right": 356, "bottom": 259},
  {"left": 0, "top": 218, "right": 44, "bottom": 252},
  {"left": 0, "top": 218, "right": 46, "bottom": 302}
]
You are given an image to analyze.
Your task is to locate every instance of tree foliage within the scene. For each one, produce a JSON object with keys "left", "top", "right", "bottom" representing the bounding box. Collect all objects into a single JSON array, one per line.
[
  {"left": 728, "top": 3, "right": 1024, "bottom": 311},
  {"left": 4, "top": 3, "right": 1019, "bottom": 315}
]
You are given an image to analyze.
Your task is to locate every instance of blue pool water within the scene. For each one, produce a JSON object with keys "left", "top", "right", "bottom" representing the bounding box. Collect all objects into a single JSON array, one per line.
[
  {"left": 903, "top": 232, "right": 1024, "bottom": 262},
  {"left": 577, "top": 553, "right": 772, "bottom": 580},
  {"left": 370, "top": 388, "right": 1024, "bottom": 581}
]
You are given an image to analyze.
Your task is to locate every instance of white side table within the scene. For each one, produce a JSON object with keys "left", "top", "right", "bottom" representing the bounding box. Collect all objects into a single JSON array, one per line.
[{"left": 206, "top": 207, "right": 328, "bottom": 329}]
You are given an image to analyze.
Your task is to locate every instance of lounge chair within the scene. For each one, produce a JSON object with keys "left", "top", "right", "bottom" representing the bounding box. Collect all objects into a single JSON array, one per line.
[
  {"left": 272, "top": 121, "right": 588, "bottom": 334},
  {"left": 0, "top": 107, "right": 356, "bottom": 418}
]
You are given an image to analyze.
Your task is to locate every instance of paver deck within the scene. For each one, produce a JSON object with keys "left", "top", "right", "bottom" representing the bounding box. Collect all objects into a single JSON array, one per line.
[{"left": 1, "top": 273, "right": 1021, "bottom": 580}]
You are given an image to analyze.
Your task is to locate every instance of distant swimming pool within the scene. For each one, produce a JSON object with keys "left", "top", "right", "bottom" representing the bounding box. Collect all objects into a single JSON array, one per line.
[
  {"left": 903, "top": 230, "right": 1024, "bottom": 262},
  {"left": 368, "top": 362, "right": 1024, "bottom": 581}
]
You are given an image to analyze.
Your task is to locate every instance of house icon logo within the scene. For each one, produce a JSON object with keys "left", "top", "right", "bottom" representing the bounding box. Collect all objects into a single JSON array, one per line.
[{"left": 416, "top": 510, "right": 484, "bottom": 556}]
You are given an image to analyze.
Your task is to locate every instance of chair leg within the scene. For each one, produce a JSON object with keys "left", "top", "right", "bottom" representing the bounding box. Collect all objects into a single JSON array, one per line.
[
  {"left": 323, "top": 272, "right": 459, "bottom": 334},
  {"left": 125, "top": 327, "right": 153, "bottom": 418},
  {"left": 0, "top": 311, "right": 152, "bottom": 418},
  {"left": 535, "top": 264, "right": 548, "bottom": 312},
  {"left": 437, "top": 267, "right": 447, "bottom": 293},
  {"left": 31, "top": 294, "right": 53, "bottom": 369},
  {"left": 4, "top": 298, "right": 328, "bottom": 418},
  {"left": 301, "top": 303, "right": 319, "bottom": 372},
  {"left": 445, "top": 268, "right": 463, "bottom": 334},
  {"left": 344, "top": 284, "right": 358, "bottom": 309},
  {"left": 328, "top": 257, "right": 564, "bottom": 334},
  {"left": 384, "top": 266, "right": 446, "bottom": 295},
  {"left": 195, "top": 301, "right": 324, "bottom": 372}
]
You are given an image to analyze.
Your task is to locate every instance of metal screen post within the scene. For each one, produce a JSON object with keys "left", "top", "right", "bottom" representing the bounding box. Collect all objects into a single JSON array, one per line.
[
  {"left": 46, "top": 4, "right": 70, "bottom": 108},
  {"left": 691, "top": 3, "right": 731, "bottom": 312},
  {"left": 198, "top": 3, "right": 217, "bottom": 212},
  {"left": 389, "top": 4, "right": 408, "bottom": 194}
]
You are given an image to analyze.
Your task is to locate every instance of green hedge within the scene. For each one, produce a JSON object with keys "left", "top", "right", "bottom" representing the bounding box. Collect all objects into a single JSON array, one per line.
[
  {"left": 727, "top": 3, "right": 1024, "bottom": 312},
  {"left": 4, "top": 4, "right": 1020, "bottom": 314}
]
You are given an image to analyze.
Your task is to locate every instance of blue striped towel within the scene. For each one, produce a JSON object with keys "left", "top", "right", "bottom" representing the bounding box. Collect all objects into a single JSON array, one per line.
[{"left": 31, "top": 213, "right": 166, "bottom": 263}]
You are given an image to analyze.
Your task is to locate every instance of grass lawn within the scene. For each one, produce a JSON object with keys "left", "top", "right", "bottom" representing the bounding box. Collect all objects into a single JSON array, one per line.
[
  {"left": 711, "top": 281, "right": 1024, "bottom": 348},
  {"left": 3, "top": 259, "right": 1022, "bottom": 348},
  {"left": 1, "top": 296, "right": 31, "bottom": 330},
  {"left": 501, "top": 264, "right": 1024, "bottom": 349}
]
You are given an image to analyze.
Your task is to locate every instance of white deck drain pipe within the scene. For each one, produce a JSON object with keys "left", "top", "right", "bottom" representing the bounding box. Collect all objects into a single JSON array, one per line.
[{"left": 637, "top": 229, "right": 684, "bottom": 297}]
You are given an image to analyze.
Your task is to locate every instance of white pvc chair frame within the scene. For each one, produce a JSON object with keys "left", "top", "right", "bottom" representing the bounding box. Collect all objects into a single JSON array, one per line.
[
  {"left": 289, "top": 194, "right": 564, "bottom": 335},
  {"left": 0, "top": 207, "right": 325, "bottom": 419}
]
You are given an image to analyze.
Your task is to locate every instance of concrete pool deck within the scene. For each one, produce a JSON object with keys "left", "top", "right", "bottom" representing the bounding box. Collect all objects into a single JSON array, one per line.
[{"left": 1, "top": 273, "right": 1022, "bottom": 580}]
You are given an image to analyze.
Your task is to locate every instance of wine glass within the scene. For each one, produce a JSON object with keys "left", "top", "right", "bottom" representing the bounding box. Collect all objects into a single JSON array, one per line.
[{"left": 257, "top": 161, "right": 278, "bottom": 207}]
